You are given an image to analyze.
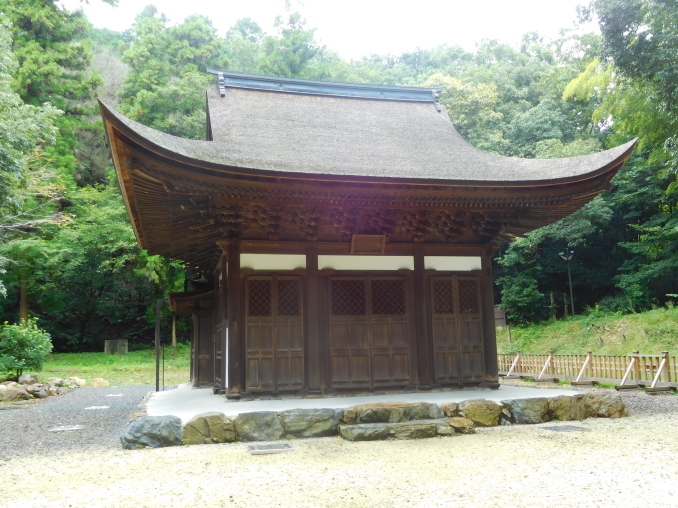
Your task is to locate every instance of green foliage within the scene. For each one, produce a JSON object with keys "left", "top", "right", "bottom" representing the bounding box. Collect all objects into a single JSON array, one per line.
[
  {"left": 118, "top": 71, "right": 211, "bottom": 139},
  {"left": 497, "top": 306, "right": 678, "bottom": 355},
  {"left": 258, "top": 11, "right": 322, "bottom": 78},
  {"left": 0, "top": 318, "right": 52, "bottom": 378},
  {"left": 425, "top": 74, "right": 507, "bottom": 153},
  {"left": 0, "top": 12, "right": 61, "bottom": 215},
  {"left": 118, "top": 7, "right": 225, "bottom": 139}
]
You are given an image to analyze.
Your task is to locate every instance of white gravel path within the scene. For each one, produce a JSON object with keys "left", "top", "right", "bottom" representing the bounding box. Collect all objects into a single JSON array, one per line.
[{"left": 2, "top": 399, "right": 677, "bottom": 508}]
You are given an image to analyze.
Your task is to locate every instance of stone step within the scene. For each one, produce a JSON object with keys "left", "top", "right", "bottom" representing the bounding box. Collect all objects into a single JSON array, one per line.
[
  {"left": 342, "top": 401, "right": 445, "bottom": 425},
  {"left": 338, "top": 417, "right": 474, "bottom": 442}
]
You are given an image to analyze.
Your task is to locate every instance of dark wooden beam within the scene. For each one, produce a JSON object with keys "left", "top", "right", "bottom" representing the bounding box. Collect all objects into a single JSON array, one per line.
[
  {"left": 305, "top": 245, "right": 321, "bottom": 392},
  {"left": 226, "top": 240, "right": 244, "bottom": 398}
]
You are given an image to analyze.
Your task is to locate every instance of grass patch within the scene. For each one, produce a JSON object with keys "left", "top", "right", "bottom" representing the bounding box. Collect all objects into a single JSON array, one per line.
[
  {"left": 32, "top": 344, "right": 191, "bottom": 386},
  {"left": 498, "top": 306, "right": 678, "bottom": 355}
]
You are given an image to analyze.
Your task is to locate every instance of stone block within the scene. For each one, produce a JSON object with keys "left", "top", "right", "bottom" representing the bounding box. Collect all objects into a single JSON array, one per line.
[
  {"left": 90, "top": 378, "right": 109, "bottom": 387},
  {"left": 278, "top": 408, "right": 341, "bottom": 438},
  {"left": 351, "top": 402, "right": 442, "bottom": 423},
  {"left": 234, "top": 411, "right": 284, "bottom": 442},
  {"left": 458, "top": 399, "right": 502, "bottom": 427},
  {"left": 389, "top": 422, "right": 438, "bottom": 440},
  {"left": 120, "top": 415, "right": 182, "bottom": 450},
  {"left": 338, "top": 423, "right": 390, "bottom": 442},
  {"left": 502, "top": 398, "right": 550, "bottom": 424},
  {"left": 105, "top": 339, "right": 128, "bottom": 354},
  {"left": 583, "top": 392, "right": 628, "bottom": 419},
  {"left": 445, "top": 417, "right": 476, "bottom": 434},
  {"left": 183, "top": 412, "right": 236, "bottom": 445},
  {"left": 548, "top": 395, "right": 585, "bottom": 421},
  {"left": 441, "top": 402, "right": 459, "bottom": 417},
  {"left": 18, "top": 374, "right": 38, "bottom": 385},
  {"left": 0, "top": 385, "right": 30, "bottom": 402}
]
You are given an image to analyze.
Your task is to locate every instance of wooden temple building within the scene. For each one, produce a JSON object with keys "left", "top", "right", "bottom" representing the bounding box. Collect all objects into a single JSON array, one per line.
[{"left": 100, "top": 71, "right": 635, "bottom": 399}]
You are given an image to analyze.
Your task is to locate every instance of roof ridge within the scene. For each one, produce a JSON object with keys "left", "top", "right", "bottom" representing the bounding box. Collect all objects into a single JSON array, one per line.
[{"left": 206, "top": 68, "right": 442, "bottom": 106}]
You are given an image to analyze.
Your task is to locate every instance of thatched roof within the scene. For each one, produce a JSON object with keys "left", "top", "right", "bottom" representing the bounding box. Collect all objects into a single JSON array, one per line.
[{"left": 100, "top": 72, "right": 636, "bottom": 271}]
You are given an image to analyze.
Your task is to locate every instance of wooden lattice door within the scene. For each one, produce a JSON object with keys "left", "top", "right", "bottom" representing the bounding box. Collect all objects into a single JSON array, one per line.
[
  {"left": 245, "top": 276, "right": 304, "bottom": 392},
  {"left": 431, "top": 275, "right": 485, "bottom": 384},
  {"left": 329, "top": 276, "right": 411, "bottom": 389}
]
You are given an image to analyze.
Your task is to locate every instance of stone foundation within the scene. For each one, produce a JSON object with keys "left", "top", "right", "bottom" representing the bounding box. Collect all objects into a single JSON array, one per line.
[{"left": 121, "top": 391, "right": 628, "bottom": 449}]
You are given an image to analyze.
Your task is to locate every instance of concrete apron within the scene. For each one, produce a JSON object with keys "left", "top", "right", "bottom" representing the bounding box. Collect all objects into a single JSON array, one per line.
[{"left": 147, "top": 384, "right": 578, "bottom": 424}]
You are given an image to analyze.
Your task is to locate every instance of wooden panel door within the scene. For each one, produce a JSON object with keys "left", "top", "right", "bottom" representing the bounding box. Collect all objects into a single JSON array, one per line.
[
  {"left": 370, "top": 278, "right": 411, "bottom": 387},
  {"left": 431, "top": 278, "right": 460, "bottom": 384},
  {"left": 329, "top": 276, "right": 411, "bottom": 389},
  {"left": 245, "top": 276, "right": 304, "bottom": 393},
  {"left": 431, "top": 275, "right": 485, "bottom": 384},
  {"left": 328, "top": 278, "right": 370, "bottom": 389},
  {"left": 457, "top": 277, "right": 485, "bottom": 381}
]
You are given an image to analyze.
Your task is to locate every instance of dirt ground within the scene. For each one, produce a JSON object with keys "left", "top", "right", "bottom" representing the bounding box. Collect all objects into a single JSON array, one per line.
[{"left": 2, "top": 403, "right": 677, "bottom": 508}]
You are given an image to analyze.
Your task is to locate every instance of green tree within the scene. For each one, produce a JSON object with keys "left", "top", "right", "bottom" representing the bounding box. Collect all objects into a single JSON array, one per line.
[
  {"left": 0, "top": 318, "right": 52, "bottom": 378},
  {"left": 258, "top": 10, "right": 323, "bottom": 77},
  {"left": 425, "top": 73, "right": 507, "bottom": 153}
]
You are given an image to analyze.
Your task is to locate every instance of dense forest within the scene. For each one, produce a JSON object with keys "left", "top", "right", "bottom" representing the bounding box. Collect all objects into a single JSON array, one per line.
[{"left": 0, "top": 0, "right": 676, "bottom": 351}]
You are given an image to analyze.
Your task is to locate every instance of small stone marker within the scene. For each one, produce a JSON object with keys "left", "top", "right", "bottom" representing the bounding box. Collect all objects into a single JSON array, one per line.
[
  {"left": 247, "top": 443, "right": 293, "bottom": 455},
  {"left": 49, "top": 425, "right": 85, "bottom": 432},
  {"left": 84, "top": 406, "right": 110, "bottom": 410},
  {"left": 542, "top": 425, "right": 589, "bottom": 432}
]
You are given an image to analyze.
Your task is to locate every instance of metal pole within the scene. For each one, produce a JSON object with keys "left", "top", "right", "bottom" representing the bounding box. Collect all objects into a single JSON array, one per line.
[
  {"left": 559, "top": 248, "right": 575, "bottom": 317},
  {"left": 567, "top": 257, "right": 575, "bottom": 316},
  {"left": 155, "top": 298, "right": 167, "bottom": 392}
]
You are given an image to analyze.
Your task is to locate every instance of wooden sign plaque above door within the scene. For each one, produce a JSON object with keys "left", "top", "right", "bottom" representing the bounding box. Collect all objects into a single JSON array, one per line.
[{"left": 350, "top": 235, "right": 386, "bottom": 255}]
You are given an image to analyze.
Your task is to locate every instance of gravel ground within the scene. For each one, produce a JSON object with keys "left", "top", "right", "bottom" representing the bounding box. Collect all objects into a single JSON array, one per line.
[
  {"left": 0, "top": 385, "right": 151, "bottom": 461},
  {"left": 1, "top": 384, "right": 677, "bottom": 508}
]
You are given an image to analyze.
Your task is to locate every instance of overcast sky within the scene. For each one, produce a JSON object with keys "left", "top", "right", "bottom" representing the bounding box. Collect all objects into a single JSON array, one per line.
[{"left": 59, "top": 0, "right": 595, "bottom": 60}]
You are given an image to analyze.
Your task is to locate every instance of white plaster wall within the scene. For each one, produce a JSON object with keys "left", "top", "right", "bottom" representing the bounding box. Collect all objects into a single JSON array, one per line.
[
  {"left": 240, "top": 254, "right": 306, "bottom": 270},
  {"left": 318, "top": 255, "right": 414, "bottom": 271},
  {"left": 424, "top": 256, "right": 481, "bottom": 271}
]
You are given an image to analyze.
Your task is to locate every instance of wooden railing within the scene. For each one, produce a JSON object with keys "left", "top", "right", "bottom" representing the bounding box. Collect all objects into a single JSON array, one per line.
[{"left": 498, "top": 350, "right": 678, "bottom": 391}]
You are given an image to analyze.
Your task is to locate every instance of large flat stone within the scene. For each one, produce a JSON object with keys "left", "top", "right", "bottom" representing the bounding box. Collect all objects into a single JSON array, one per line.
[
  {"left": 339, "top": 419, "right": 453, "bottom": 441},
  {"left": 339, "top": 423, "right": 390, "bottom": 442},
  {"left": 278, "top": 408, "right": 342, "bottom": 438},
  {"left": 234, "top": 411, "right": 284, "bottom": 442},
  {"left": 351, "top": 402, "right": 443, "bottom": 424}
]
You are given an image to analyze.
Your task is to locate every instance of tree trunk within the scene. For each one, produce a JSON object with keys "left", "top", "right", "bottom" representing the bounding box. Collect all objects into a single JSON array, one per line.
[
  {"left": 172, "top": 313, "right": 177, "bottom": 349},
  {"left": 563, "top": 292, "right": 569, "bottom": 318},
  {"left": 550, "top": 291, "right": 556, "bottom": 320},
  {"left": 19, "top": 273, "right": 28, "bottom": 325}
]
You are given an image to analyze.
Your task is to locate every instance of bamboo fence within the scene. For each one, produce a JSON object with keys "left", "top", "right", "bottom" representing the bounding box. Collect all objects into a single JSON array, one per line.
[{"left": 497, "top": 351, "right": 678, "bottom": 386}]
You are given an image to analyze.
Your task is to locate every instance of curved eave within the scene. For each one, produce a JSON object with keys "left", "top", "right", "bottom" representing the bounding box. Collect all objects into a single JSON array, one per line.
[{"left": 100, "top": 101, "right": 636, "bottom": 189}]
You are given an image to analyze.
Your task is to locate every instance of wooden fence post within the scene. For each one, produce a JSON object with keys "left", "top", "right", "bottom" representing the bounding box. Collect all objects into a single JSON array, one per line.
[
  {"left": 572, "top": 351, "right": 595, "bottom": 385},
  {"left": 504, "top": 351, "right": 522, "bottom": 379},
  {"left": 536, "top": 349, "right": 557, "bottom": 383},
  {"left": 616, "top": 352, "right": 640, "bottom": 391}
]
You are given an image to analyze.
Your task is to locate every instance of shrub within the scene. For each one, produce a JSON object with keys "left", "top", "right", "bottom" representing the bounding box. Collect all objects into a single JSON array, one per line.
[{"left": 0, "top": 319, "right": 53, "bottom": 379}]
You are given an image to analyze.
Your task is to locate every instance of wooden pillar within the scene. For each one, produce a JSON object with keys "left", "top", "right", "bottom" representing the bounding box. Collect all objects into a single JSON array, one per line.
[
  {"left": 413, "top": 246, "right": 433, "bottom": 388},
  {"left": 480, "top": 246, "right": 499, "bottom": 382},
  {"left": 305, "top": 245, "right": 321, "bottom": 393},
  {"left": 226, "top": 241, "right": 243, "bottom": 398}
]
